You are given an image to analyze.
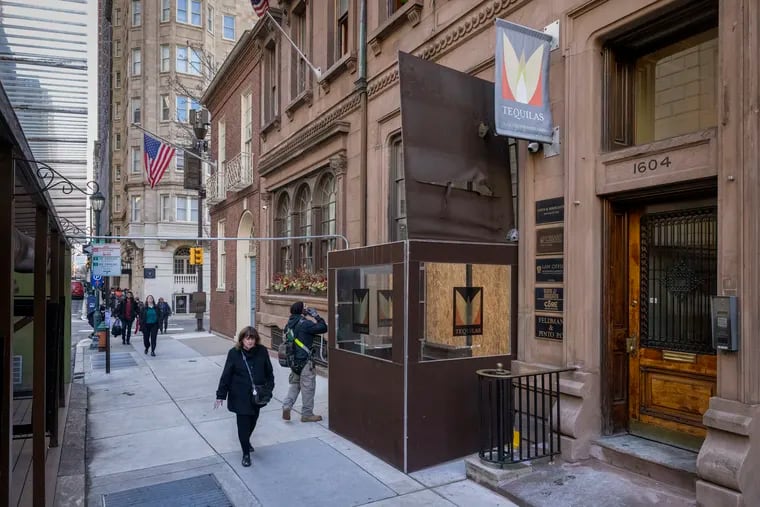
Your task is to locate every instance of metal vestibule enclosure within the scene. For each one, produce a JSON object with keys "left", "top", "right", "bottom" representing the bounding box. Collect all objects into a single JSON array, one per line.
[{"left": 328, "top": 240, "right": 518, "bottom": 472}]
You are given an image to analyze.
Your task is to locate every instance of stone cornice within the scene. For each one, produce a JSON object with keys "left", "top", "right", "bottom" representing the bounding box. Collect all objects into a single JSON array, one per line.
[{"left": 258, "top": 120, "right": 352, "bottom": 176}]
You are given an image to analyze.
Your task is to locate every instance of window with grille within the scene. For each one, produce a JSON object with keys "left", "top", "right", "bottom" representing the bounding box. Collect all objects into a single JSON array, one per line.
[
  {"left": 174, "top": 246, "right": 196, "bottom": 275},
  {"left": 317, "top": 173, "right": 336, "bottom": 272},
  {"left": 294, "top": 185, "right": 313, "bottom": 272},
  {"left": 389, "top": 135, "right": 406, "bottom": 241},
  {"left": 640, "top": 207, "right": 717, "bottom": 354},
  {"left": 275, "top": 194, "right": 292, "bottom": 274}
]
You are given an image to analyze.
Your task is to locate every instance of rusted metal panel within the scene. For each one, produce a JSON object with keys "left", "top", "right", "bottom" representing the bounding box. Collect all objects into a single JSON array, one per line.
[{"left": 399, "top": 52, "right": 515, "bottom": 243}]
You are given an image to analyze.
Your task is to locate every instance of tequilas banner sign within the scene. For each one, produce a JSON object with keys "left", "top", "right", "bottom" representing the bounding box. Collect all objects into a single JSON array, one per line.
[{"left": 494, "top": 19, "right": 554, "bottom": 143}]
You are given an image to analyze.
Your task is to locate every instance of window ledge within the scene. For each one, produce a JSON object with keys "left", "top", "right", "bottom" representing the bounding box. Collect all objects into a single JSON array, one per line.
[
  {"left": 368, "top": 1, "right": 423, "bottom": 56},
  {"left": 284, "top": 89, "right": 313, "bottom": 120},
  {"left": 260, "top": 115, "right": 281, "bottom": 141},
  {"left": 319, "top": 52, "right": 357, "bottom": 93},
  {"left": 216, "top": 287, "right": 226, "bottom": 292}
]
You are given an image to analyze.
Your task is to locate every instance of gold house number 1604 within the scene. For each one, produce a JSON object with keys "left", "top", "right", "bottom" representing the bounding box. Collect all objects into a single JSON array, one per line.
[{"left": 633, "top": 156, "right": 671, "bottom": 174}]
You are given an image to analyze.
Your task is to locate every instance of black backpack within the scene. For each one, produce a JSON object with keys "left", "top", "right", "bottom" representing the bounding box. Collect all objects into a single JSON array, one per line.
[{"left": 277, "top": 319, "right": 310, "bottom": 373}]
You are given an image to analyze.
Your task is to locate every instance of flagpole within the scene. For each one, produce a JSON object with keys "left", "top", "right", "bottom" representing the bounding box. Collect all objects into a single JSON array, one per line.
[
  {"left": 264, "top": 10, "right": 322, "bottom": 80},
  {"left": 130, "top": 122, "right": 217, "bottom": 169}
]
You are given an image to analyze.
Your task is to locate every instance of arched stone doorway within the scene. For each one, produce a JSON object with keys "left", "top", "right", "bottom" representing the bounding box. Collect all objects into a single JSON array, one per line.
[{"left": 236, "top": 211, "right": 255, "bottom": 333}]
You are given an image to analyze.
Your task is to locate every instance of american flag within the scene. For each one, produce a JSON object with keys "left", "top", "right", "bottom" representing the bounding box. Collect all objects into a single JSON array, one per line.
[
  {"left": 143, "top": 133, "right": 175, "bottom": 189},
  {"left": 251, "top": 0, "right": 269, "bottom": 17}
]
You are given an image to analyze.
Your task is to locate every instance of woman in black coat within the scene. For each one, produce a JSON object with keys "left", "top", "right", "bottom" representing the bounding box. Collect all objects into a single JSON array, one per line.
[{"left": 214, "top": 326, "right": 274, "bottom": 467}]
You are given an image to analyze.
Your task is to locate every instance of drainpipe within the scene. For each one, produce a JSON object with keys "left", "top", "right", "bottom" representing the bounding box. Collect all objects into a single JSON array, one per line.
[{"left": 357, "top": 0, "right": 368, "bottom": 246}]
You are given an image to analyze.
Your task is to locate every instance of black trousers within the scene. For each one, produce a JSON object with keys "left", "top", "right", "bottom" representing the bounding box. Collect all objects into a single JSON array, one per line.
[
  {"left": 142, "top": 322, "right": 158, "bottom": 352},
  {"left": 236, "top": 409, "right": 260, "bottom": 454},
  {"left": 123, "top": 319, "right": 134, "bottom": 343},
  {"left": 161, "top": 315, "right": 169, "bottom": 333}
]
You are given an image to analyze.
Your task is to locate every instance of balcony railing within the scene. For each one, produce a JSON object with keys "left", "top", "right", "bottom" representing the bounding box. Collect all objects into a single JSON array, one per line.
[
  {"left": 224, "top": 152, "right": 252, "bottom": 192},
  {"left": 174, "top": 274, "right": 197, "bottom": 285},
  {"left": 206, "top": 167, "right": 224, "bottom": 205}
]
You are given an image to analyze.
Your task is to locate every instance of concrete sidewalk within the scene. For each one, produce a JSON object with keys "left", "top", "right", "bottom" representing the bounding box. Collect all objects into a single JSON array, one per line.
[{"left": 83, "top": 329, "right": 516, "bottom": 506}]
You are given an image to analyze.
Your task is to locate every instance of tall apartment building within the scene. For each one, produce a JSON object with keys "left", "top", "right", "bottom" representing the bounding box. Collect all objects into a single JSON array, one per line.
[{"left": 109, "top": 0, "right": 255, "bottom": 310}]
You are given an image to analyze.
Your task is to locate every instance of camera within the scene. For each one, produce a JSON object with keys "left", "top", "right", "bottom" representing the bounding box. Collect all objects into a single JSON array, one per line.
[
  {"left": 304, "top": 307, "right": 319, "bottom": 318},
  {"left": 527, "top": 141, "right": 542, "bottom": 153}
]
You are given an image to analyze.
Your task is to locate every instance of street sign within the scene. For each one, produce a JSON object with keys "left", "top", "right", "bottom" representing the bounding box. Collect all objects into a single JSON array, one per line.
[
  {"left": 91, "top": 274, "right": 103, "bottom": 289},
  {"left": 92, "top": 244, "right": 121, "bottom": 277}
]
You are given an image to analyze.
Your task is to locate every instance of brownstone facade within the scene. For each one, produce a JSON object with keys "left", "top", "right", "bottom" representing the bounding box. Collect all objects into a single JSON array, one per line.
[{"left": 204, "top": 1, "right": 760, "bottom": 502}]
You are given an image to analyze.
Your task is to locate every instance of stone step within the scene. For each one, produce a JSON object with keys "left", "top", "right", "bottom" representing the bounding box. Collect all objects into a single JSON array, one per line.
[{"left": 590, "top": 434, "right": 698, "bottom": 494}]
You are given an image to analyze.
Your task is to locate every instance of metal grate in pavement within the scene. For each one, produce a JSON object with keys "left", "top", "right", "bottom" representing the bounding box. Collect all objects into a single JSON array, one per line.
[
  {"left": 103, "top": 474, "right": 232, "bottom": 507},
  {"left": 91, "top": 352, "right": 137, "bottom": 370}
]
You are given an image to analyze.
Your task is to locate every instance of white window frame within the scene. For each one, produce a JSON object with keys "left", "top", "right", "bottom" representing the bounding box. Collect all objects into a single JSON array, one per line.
[
  {"left": 114, "top": 194, "right": 121, "bottom": 212},
  {"left": 113, "top": 101, "right": 121, "bottom": 120},
  {"left": 114, "top": 132, "right": 121, "bottom": 150},
  {"left": 115, "top": 164, "right": 121, "bottom": 181},
  {"left": 114, "top": 70, "right": 122, "bottom": 88},
  {"left": 160, "top": 194, "right": 171, "bottom": 221},
  {"left": 161, "top": 0, "right": 170, "bottom": 22},
  {"left": 175, "top": 195, "right": 198, "bottom": 222},
  {"left": 175, "top": 96, "right": 200, "bottom": 123},
  {"left": 113, "top": 40, "right": 122, "bottom": 58},
  {"left": 130, "top": 195, "right": 142, "bottom": 222},
  {"left": 131, "top": 98, "right": 141, "bottom": 124},
  {"left": 175, "top": 150, "right": 185, "bottom": 171},
  {"left": 176, "top": 0, "right": 188, "bottom": 23},
  {"left": 131, "top": 147, "right": 141, "bottom": 173},
  {"left": 114, "top": 8, "right": 122, "bottom": 27},
  {"left": 160, "top": 94, "right": 171, "bottom": 122},
  {"left": 131, "top": 0, "right": 141, "bottom": 27},
  {"left": 222, "top": 15, "right": 235, "bottom": 40},
  {"left": 189, "top": 48, "right": 202, "bottom": 75},
  {"left": 131, "top": 48, "right": 142, "bottom": 76},
  {"left": 218, "top": 120, "right": 226, "bottom": 168},
  {"left": 176, "top": 45, "right": 188, "bottom": 73},
  {"left": 160, "top": 45, "right": 171, "bottom": 72},
  {"left": 217, "top": 220, "right": 226, "bottom": 289},
  {"left": 190, "top": 0, "right": 202, "bottom": 26},
  {"left": 207, "top": 6, "right": 214, "bottom": 33},
  {"left": 241, "top": 93, "right": 252, "bottom": 155}
]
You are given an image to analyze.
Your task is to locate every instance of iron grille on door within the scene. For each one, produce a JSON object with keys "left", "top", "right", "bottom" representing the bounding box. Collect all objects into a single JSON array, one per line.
[{"left": 640, "top": 207, "right": 717, "bottom": 354}]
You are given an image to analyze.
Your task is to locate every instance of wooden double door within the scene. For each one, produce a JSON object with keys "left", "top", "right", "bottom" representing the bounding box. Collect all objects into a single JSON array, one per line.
[{"left": 607, "top": 202, "right": 717, "bottom": 448}]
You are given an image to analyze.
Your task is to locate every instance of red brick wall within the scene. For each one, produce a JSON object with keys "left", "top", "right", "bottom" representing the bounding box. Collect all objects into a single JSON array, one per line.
[{"left": 206, "top": 38, "right": 261, "bottom": 339}]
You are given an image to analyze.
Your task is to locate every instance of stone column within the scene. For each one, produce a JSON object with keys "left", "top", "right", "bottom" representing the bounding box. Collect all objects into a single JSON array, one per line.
[
  {"left": 696, "top": 1, "right": 760, "bottom": 505},
  {"left": 330, "top": 153, "right": 348, "bottom": 248}
]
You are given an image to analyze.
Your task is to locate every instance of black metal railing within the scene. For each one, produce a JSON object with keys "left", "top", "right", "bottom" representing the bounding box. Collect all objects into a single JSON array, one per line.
[{"left": 477, "top": 365, "right": 574, "bottom": 466}]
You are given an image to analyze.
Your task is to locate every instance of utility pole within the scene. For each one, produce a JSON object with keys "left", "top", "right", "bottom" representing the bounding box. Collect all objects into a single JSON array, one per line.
[{"left": 190, "top": 109, "right": 210, "bottom": 332}]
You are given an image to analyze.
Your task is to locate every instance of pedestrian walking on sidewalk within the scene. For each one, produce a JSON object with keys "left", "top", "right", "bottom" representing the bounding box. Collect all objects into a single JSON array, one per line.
[
  {"left": 117, "top": 291, "right": 138, "bottom": 345},
  {"left": 214, "top": 327, "right": 274, "bottom": 467},
  {"left": 282, "top": 301, "right": 327, "bottom": 423},
  {"left": 140, "top": 295, "right": 163, "bottom": 356},
  {"left": 157, "top": 297, "right": 172, "bottom": 333}
]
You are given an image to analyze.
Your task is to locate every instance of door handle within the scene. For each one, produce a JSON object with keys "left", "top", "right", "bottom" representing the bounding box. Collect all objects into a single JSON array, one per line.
[{"left": 626, "top": 336, "right": 638, "bottom": 355}]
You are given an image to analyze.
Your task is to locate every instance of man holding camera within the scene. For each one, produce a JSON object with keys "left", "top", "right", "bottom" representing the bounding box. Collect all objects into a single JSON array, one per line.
[{"left": 282, "top": 301, "right": 327, "bottom": 422}]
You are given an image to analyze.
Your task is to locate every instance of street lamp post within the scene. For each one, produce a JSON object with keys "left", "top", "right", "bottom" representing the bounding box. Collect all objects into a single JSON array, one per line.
[
  {"left": 191, "top": 109, "right": 210, "bottom": 332},
  {"left": 90, "top": 191, "right": 109, "bottom": 373}
]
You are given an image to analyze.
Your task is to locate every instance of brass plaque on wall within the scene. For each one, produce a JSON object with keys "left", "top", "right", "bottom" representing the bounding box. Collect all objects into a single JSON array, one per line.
[
  {"left": 536, "top": 258, "right": 563, "bottom": 283},
  {"left": 536, "top": 227, "right": 563, "bottom": 255},
  {"left": 535, "top": 287, "right": 563, "bottom": 312},
  {"left": 535, "top": 197, "right": 564, "bottom": 225},
  {"left": 536, "top": 315, "right": 563, "bottom": 340}
]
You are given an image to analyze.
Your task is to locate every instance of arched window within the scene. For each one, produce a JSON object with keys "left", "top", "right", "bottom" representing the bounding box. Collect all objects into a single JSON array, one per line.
[
  {"left": 275, "top": 193, "right": 292, "bottom": 274},
  {"left": 173, "top": 246, "right": 196, "bottom": 275},
  {"left": 315, "top": 173, "right": 336, "bottom": 272},
  {"left": 389, "top": 135, "right": 406, "bottom": 241},
  {"left": 294, "top": 184, "right": 313, "bottom": 272}
]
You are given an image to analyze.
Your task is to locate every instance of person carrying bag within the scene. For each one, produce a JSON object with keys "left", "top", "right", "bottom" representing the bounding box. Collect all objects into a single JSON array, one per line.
[{"left": 214, "top": 326, "right": 274, "bottom": 467}]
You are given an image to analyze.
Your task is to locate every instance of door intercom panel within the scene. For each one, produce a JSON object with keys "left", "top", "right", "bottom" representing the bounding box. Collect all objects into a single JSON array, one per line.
[{"left": 711, "top": 296, "right": 739, "bottom": 352}]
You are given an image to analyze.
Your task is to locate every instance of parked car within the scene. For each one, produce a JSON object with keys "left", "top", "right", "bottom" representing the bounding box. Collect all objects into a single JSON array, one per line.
[{"left": 71, "top": 280, "right": 85, "bottom": 299}]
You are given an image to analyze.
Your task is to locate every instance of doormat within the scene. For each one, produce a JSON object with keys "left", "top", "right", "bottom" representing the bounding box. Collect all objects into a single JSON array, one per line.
[
  {"left": 103, "top": 474, "right": 232, "bottom": 506},
  {"left": 91, "top": 352, "right": 137, "bottom": 370}
]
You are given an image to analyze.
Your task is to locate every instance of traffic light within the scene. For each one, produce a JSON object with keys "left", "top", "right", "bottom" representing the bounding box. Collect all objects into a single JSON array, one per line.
[{"left": 190, "top": 247, "right": 203, "bottom": 265}]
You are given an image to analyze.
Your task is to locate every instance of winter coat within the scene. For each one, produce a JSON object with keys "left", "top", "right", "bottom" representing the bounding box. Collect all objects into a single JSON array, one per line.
[
  {"left": 285, "top": 313, "right": 327, "bottom": 361},
  {"left": 216, "top": 345, "right": 275, "bottom": 415},
  {"left": 118, "top": 297, "right": 138, "bottom": 322},
  {"left": 158, "top": 301, "right": 172, "bottom": 317},
  {"left": 139, "top": 304, "right": 163, "bottom": 326}
]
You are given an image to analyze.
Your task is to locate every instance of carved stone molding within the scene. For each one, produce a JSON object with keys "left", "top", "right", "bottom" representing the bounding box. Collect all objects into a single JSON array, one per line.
[
  {"left": 260, "top": 116, "right": 281, "bottom": 142},
  {"left": 284, "top": 89, "right": 314, "bottom": 120},
  {"left": 259, "top": 121, "right": 351, "bottom": 176},
  {"left": 368, "top": 1, "right": 424, "bottom": 56},
  {"left": 329, "top": 153, "right": 347, "bottom": 177}
]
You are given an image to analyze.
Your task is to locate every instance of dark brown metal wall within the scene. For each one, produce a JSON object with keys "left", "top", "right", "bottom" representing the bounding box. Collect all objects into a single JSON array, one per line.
[{"left": 328, "top": 351, "right": 405, "bottom": 469}]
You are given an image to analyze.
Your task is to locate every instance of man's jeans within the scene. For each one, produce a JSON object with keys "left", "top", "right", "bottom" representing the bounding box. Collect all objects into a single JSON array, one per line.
[{"left": 282, "top": 362, "right": 316, "bottom": 417}]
